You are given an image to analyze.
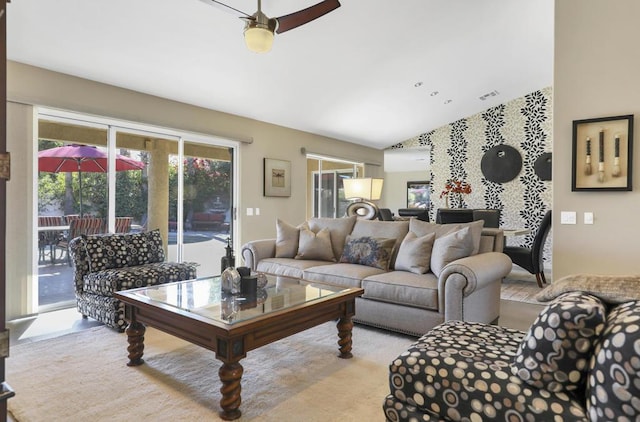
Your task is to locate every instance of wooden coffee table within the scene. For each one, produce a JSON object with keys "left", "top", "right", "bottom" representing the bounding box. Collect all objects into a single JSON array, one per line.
[{"left": 115, "top": 274, "right": 364, "bottom": 420}]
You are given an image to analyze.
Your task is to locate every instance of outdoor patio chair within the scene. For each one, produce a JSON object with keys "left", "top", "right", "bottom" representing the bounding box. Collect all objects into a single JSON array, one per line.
[
  {"left": 38, "top": 216, "right": 66, "bottom": 264},
  {"left": 115, "top": 217, "right": 132, "bottom": 233},
  {"left": 56, "top": 217, "right": 105, "bottom": 265}
]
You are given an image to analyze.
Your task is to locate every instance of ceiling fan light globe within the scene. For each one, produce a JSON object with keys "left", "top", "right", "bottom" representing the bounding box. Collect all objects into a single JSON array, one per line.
[{"left": 244, "top": 26, "right": 274, "bottom": 53}]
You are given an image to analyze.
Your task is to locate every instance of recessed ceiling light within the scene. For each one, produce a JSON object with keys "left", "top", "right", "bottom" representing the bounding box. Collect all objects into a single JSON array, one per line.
[
  {"left": 414, "top": 82, "right": 423, "bottom": 88},
  {"left": 479, "top": 90, "right": 500, "bottom": 100},
  {"left": 444, "top": 99, "right": 453, "bottom": 104},
  {"left": 430, "top": 91, "right": 439, "bottom": 97}
]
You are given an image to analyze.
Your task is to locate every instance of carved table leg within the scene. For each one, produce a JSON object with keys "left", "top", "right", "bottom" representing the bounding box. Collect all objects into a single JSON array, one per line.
[
  {"left": 125, "top": 321, "right": 146, "bottom": 367},
  {"left": 218, "top": 361, "right": 243, "bottom": 420},
  {"left": 337, "top": 316, "right": 354, "bottom": 359}
]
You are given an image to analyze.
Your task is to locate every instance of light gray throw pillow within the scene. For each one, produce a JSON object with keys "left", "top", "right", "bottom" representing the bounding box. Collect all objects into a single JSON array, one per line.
[
  {"left": 430, "top": 226, "right": 473, "bottom": 277},
  {"left": 409, "top": 219, "right": 484, "bottom": 255},
  {"left": 295, "top": 227, "right": 336, "bottom": 261},
  {"left": 394, "top": 232, "right": 436, "bottom": 274},
  {"left": 275, "top": 219, "right": 303, "bottom": 258},
  {"left": 308, "top": 216, "right": 357, "bottom": 261}
]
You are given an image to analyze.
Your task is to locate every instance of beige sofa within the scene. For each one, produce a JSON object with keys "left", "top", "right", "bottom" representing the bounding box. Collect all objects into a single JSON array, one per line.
[{"left": 241, "top": 216, "right": 512, "bottom": 336}]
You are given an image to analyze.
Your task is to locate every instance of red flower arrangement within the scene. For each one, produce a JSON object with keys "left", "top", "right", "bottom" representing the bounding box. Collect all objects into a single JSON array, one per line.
[{"left": 440, "top": 179, "right": 472, "bottom": 198}]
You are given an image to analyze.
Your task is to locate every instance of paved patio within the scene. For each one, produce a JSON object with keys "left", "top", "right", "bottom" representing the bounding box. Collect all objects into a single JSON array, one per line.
[{"left": 38, "top": 261, "right": 75, "bottom": 308}]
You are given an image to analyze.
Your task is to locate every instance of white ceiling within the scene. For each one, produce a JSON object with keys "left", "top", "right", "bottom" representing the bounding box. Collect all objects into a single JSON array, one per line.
[{"left": 7, "top": 0, "right": 553, "bottom": 151}]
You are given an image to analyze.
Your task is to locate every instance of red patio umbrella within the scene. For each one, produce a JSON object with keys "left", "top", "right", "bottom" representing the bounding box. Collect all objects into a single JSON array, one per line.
[{"left": 38, "top": 144, "right": 145, "bottom": 216}]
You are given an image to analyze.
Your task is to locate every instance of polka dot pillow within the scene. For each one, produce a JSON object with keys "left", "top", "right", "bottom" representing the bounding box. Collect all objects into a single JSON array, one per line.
[
  {"left": 587, "top": 300, "right": 640, "bottom": 421},
  {"left": 511, "top": 291, "right": 606, "bottom": 393}
]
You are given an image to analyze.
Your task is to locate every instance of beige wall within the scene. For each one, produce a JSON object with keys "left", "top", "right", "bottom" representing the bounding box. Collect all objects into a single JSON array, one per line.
[
  {"left": 380, "top": 171, "right": 430, "bottom": 214},
  {"left": 6, "top": 61, "right": 383, "bottom": 319},
  {"left": 553, "top": 0, "right": 640, "bottom": 278}
]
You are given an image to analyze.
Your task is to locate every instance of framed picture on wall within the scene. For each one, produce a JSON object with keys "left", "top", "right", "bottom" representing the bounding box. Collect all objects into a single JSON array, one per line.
[
  {"left": 572, "top": 114, "right": 633, "bottom": 191},
  {"left": 264, "top": 158, "right": 291, "bottom": 197},
  {"left": 407, "top": 181, "right": 430, "bottom": 208}
]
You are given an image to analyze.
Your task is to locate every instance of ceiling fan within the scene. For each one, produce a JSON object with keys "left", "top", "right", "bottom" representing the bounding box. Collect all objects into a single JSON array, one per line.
[{"left": 200, "top": 0, "right": 341, "bottom": 53}]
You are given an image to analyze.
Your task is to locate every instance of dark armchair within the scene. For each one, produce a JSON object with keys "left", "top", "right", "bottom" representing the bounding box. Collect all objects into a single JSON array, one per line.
[{"left": 503, "top": 210, "right": 552, "bottom": 287}]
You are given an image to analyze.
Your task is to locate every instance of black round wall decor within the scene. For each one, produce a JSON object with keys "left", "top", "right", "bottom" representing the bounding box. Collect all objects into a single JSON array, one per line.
[
  {"left": 480, "top": 144, "right": 523, "bottom": 183},
  {"left": 534, "top": 152, "right": 552, "bottom": 181}
]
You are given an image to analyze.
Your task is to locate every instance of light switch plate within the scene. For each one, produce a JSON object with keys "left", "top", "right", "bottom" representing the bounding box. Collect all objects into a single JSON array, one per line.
[
  {"left": 560, "top": 211, "right": 576, "bottom": 224},
  {"left": 246, "top": 208, "right": 253, "bottom": 216},
  {"left": 584, "top": 212, "right": 594, "bottom": 224}
]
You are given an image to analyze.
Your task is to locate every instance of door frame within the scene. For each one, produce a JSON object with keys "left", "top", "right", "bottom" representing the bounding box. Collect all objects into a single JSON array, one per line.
[{"left": 1, "top": 2, "right": 16, "bottom": 419}]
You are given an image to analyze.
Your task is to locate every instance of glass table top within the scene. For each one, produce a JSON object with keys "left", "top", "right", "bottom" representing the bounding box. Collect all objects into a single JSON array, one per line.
[{"left": 126, "top": 273, "right": 352, "bottom": 324}]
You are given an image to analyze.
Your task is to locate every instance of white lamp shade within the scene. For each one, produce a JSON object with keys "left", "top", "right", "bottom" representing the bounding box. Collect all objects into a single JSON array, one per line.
[
  {"left": 343, "top": 178, "right": 383, "bottom": 201},
  {"left": 244, "top": 27, "right": 274, "bottom": 53}
]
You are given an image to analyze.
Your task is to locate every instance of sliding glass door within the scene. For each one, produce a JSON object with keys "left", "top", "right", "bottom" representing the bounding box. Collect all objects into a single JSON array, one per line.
[
  {"left": 167, "top": 141, "right": 233, "bottom": 277},
  {"left": 37, "top": 118, "right": 110, "bottom": 310},
  {"left": 36, "top": 110, "right": 237, "bottom": 311},
  {"left": 307, "top": 156, "right": 363, "bottom": 218}
]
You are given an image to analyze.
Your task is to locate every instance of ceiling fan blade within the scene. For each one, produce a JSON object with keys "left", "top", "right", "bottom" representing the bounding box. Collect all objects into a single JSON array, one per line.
[
  {"left": 275, "top": 0, "right": 341, "bottom": 34},
  {"left": 198, "top": 0, "right": 253, "bottom": 19}
]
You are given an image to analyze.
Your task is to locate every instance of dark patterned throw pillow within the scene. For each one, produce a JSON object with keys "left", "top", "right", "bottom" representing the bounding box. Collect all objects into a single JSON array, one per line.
[
  {"left": 339, "top": 236, "right": 396, "bottom": 270},
  {"left": 511, "top": 291, "right": 606, "bottom": 393},
  {"left": 587, "top": 300, "right": 640, "bottom": 421},
  {"left": 127, "top": 229, "right": 165, "bottom": 265}
]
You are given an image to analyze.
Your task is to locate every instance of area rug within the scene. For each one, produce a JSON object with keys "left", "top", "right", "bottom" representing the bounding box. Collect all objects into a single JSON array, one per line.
[
  {"left": 500, "top": 275, "right": 545, "bottom": 304},
  {"left": 7, "top": 322, "right": 415, "bottom": 421}
]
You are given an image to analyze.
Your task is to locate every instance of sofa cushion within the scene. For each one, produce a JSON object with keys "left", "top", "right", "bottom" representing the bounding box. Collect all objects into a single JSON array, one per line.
[
  {"left": 256, "top": 258, "right": 334, "bottom": 279},
  {"left": 307, "top": 216, "right": 357, "bottom": 261},
  {"left": 82, "top": 262, "right": 198, "bottom": 296},
  {"left": 303, "top": 263, "right": 385, "bottom": 288},
  {"left": 430, "top": 226, "right": 474, "bottom": 277},
  {"left": 394, "top": 232, "right": 436, "bottom": 274},
  {"left": 295, "top": 227, "right": 336, "bottom": 261},
  {"left": 339, "top": 235, "right": 396, "bottom": 270},
  {"left": 275, "top": 219, "right": 301, "bottom": 258},
  {"left": 511, "top": 292, "right": 606, "bottom": 393},
  {"left": 409, "top": 219, "right": 484, "bottom": 255},
  {"left": 587, "top": 300, "right": 640, "bottom": 421},
  {"left": 362, "top": 271, "right": 438, "bottom": 310},
  {"left": 409, "top": 218, "right": 458, "bottom": 238},
  {"left": 388, "top": 320, "right": 589, "bottom": 421}
]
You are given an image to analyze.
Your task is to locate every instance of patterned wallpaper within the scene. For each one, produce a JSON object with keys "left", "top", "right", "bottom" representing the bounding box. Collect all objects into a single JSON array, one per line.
[{"left": 390, "top": 87, "right": 552, "bottom": 255}]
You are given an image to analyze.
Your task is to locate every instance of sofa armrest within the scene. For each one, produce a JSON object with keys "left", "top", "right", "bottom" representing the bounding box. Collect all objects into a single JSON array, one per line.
[
  {"left": 480, "top": 227, "right": 504, "bottom": 252},
  {"left": 438, "top": 252, "right": 512, "bottom": 321},
  {"left": 241, "top": 239, "right": 276, "bottom": 271}
]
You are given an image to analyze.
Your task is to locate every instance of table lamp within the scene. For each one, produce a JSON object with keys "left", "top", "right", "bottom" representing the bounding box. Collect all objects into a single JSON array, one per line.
[{"left": 343, "top": 178, "right": 383, "bottom": 219}]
